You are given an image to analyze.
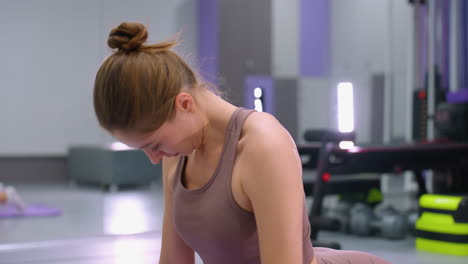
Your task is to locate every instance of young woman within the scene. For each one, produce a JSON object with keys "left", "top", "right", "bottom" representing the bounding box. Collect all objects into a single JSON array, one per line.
[{"left": 93, "top": 22, "right": 392, "bottom": 264}]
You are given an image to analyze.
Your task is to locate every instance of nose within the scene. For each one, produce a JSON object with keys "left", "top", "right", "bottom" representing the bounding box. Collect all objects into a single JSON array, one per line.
[{"left": 142, "top": 149, "right": 162, "bottom": 165}]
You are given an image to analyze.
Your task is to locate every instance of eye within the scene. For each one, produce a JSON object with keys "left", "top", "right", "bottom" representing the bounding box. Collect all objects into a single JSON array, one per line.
[{"left": 151, "top": 143, "right": 162, "bottom": 152}]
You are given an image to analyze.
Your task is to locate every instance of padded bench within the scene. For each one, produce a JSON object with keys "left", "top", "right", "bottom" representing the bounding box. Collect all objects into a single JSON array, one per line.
[{"left": 68, "top": 145, "right": 161, "bottom": 190}]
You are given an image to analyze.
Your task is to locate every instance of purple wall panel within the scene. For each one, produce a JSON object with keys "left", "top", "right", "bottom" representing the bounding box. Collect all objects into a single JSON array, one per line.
[
  {"left": 463, "top": 0, "right": 468, "bottom": 90},
  {"left": 300, "top": 0, "right": 330, "bottom": 77},
  {"left": 244, "top": 75, "right": 275, "bottom": 115},
  {"left": 446, "top": 89, "right": 468, "bottom": 103},
  {"left": 197, "top": 0, "right": 219, "bottom": 85}
]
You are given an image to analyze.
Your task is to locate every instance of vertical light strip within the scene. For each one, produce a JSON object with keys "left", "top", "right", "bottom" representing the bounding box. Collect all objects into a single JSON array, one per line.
[
  {"left": 253, "top": 87, "right": 264, "bottom": 112},
  {"left": 337, "top": 82, "right": 354, "bottom": 133}
]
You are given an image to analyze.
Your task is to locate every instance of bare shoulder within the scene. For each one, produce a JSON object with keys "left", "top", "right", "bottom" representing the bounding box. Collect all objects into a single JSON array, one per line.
[
  {"left": 237, "top": 111, "right": 301, "bottom": 178},
  {"left": 237, "top": 111, "right": 304, "bottom": 207},
  {"left": 239, "top": 111, "right": 297, "bottom": 154}
]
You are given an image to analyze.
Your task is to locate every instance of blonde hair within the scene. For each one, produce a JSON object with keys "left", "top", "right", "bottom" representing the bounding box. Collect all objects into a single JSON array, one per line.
[{"left": 94, "top": 22, "right": 199, "bottom": 133}]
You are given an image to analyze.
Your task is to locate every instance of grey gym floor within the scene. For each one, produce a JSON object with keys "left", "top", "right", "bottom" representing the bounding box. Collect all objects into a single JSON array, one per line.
[{"left": 0, "top": 182, "right": 466, "bottom": 264}]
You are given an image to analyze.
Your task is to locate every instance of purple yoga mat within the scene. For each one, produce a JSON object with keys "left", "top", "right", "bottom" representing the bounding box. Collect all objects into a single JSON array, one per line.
[{"left": 0, "top": 204, "right": 62, "bottom": 218}]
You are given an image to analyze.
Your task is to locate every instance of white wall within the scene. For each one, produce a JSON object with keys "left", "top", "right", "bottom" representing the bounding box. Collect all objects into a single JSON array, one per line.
[
  {"left": 329, "top": 0, "right": 388, "bottom": 143},
  {"left": 328, "top": 0, "right": 412, "bottom": 143},
  {"left": 297, "top": 78, "right": 333, "bottom": 144},
  {"left": 270, "top": 0, "right": 412, "bottom": 143},
  {"left": 0, "top": 0, "right": 196, "bottom": 156},
  {"left": 272, "top": 0, "right": 298, "bottom": 77},
  {"left": 290, "top": 0, "right": 413, "bottom": 144}
]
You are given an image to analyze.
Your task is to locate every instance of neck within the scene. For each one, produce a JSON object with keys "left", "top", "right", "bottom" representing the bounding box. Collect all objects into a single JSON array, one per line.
[{"left": 192, "top": 89, "right": 237, "bottom": 156}]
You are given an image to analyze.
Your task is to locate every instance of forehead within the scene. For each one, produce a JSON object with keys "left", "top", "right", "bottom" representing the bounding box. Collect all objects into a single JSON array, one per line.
[
  {"left": 111, "top": 116, "right": 179, "bottom": 146},
  {"left": 112, "top": 128, "right": 158, "bottom": 148}
]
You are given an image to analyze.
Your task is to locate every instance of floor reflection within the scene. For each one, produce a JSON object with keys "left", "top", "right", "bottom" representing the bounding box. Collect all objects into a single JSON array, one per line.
[{"left": 104, "top": 194, "right": 152, "bottom": 235}]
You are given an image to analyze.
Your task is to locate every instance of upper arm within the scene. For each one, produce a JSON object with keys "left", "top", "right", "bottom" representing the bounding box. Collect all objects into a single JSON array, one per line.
[
  {"left": 159, "top": 157, "right": 195, "bottom": 264},
  {"left": 241, "top": 117, "right": 305, "bottom": 264}
]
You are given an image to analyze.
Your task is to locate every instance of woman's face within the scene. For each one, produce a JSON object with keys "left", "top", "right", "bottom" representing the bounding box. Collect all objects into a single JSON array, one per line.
[
  {"left": 113, "top": 118, "right": 197, "bottom": 164},
  {"left": 113, "top": 93, "right": 202, "bottom": 164}
]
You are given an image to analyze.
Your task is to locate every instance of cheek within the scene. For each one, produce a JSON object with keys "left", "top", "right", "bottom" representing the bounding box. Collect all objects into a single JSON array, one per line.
[
  {"left": 162, "top": 120, "right": 196, "bottom": 150},
  {"left": 161, "top": 134, "right": 184, "bottom": 150},
  {"left": 168, "top": 133, "right": 193, "bottom": 152}
]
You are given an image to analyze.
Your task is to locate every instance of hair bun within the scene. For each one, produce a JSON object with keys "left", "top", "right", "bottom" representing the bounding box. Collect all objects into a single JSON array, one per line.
[{"left": 108, "top": 22, "right": 148, "bottom": 52}]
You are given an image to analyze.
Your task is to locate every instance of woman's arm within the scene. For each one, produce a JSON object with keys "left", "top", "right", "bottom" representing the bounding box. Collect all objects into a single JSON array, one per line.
[
  {"left": 240, "top": 114, "right": 305, "bottom": 264},
  {"left": 159, "top": 157, "right": 195, "bottom": 264}
]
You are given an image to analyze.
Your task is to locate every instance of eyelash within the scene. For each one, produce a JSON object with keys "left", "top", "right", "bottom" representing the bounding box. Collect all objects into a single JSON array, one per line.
[{"left": 151, "top": 143, "right": 161, "bottom": 152}]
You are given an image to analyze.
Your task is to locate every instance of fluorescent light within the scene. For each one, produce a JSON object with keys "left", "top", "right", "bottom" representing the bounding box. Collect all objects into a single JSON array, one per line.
[
  {"left": 337, "top": 82, "right": 354, "bottom": 133},
  {"left": 339, "top": 141, "right": 355, "bottom": 149},
  {"left": 253, "top": 87, "right": 264, "bottom": 112},
  {"left": 254, "top": 99, "right": 264, "bottom": 112},
  {"left": 254, "top": 87, "right": 263, "bottom": 98}
]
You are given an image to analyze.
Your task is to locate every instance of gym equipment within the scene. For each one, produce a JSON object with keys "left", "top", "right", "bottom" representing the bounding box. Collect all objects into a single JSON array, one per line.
[
  {"left": 310, "top": 217, "right": 341, "bottom": 232},
  {"left": 405, "top": 209, "right": 419, "bottom": 235},
  {"left": 322, "top": 193, "right": 382, "bottom": 234},
  {"left": 0, "top": 204, "right": 61, "bottom": 218},
  {"left": 322, "top": 200, "right": 353, "bottom": 233},
  {"left": 302, "top": 129, "right": 375, "bottom": 249},
  {"left": 416, "top": 194, "right": 468, "bottom": 256},
  {"left": 349, "top": 203, "right": 373, "bottom": 236},
  {"left": 303, "top": 129, "right": 355, "bottom": 143},
  {"left": 299, "top": 129, "right": 468, "bottom": 248},
  {"left": 435, "top": 102, "right": 468, "bottom": 141},
  {"left": 412, "top": 74, "right": 446, "bottom": 142},
  {"left": 349, "top": 203, "right": 408, "bottom": 239}
]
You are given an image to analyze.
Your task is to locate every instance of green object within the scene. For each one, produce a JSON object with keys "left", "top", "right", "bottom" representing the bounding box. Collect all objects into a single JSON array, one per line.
[
  {"left": 339, "top": 186, "right": 383, "bottom": 207},
  {"left": 366, "top": 188, "right": 383, "bottom": 204},
  {"left": 416, "top": 194, "right": 468, "bottom": 256}
]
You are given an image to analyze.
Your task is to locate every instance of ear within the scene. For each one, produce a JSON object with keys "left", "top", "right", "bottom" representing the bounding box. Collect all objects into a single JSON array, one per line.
[{"left": 174, "top": 92, "right": 194, "bottom": 112}]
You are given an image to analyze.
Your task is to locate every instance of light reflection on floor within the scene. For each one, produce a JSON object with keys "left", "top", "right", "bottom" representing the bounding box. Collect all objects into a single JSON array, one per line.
[
  {"left": 112, "top": 237, "right": 161, "bottom": 264},
  {"left": 0, "top": 182, "right": 165, "bottom": 243},
  {"left": 104, "top": 194, "right": 153, "bottom": 235}
]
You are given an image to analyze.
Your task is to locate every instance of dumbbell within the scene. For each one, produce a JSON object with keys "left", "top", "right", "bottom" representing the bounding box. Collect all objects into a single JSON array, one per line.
[
  {"left": 405, "top": 209, "right": 419, "bottom": 235},
  {"left": 323, "top": 200, "right": 353, "bottom": 233},
  {"left": 349, "top": 203, "right": 408, "bottom": 239}
]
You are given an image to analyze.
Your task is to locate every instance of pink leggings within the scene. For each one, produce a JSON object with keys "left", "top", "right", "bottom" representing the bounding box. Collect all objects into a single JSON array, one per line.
[{"left": 315, "top": 247, "right": 392, "bottom": 264}]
